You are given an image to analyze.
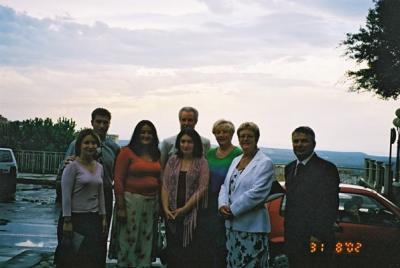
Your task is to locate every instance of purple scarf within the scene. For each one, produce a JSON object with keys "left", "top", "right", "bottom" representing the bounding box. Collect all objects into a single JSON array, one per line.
[{"left": 162, "top": 155, "right": 209, "bottom": 247}]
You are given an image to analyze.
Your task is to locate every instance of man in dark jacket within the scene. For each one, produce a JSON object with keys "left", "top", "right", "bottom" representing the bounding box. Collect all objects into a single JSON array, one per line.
[{"left": 284, "top": 126, "right": 339, "bottom": 268}]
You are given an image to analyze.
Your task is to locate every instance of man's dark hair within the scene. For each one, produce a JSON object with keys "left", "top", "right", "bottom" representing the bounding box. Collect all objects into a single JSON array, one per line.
[
  {"left": 292, "top": 126, "right": 316, "bottom": 143},
  {"left": 91, "top": 108, "right": 111, "bottom": 121},
  {"left": 175, "top": 128, "right": 203, "bottom": 158},
  {"left": 127, "top": 120, "right": 160, "bottom": 161},
  {"left": 75, "top": 128, "right": 101, "bottom": 156}
]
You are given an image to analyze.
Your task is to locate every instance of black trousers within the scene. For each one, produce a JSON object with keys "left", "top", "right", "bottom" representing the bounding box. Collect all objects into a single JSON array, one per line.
[
  {"left": 55, "top": 213, "right": 106, "bottom": 268},
  {"left": 103, "top": 186, "right": 113, "bottom": 233},
  {"left": 56, "top": 187, "right": 112, "bottom": 266}
]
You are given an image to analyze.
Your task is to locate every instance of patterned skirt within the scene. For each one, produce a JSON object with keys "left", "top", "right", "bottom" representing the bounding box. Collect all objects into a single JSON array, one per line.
[
  {"left": 108, "top": 192, "right": 158, "bottom": 268},
  {"left": 226, "top": 228, "right": 269, "bottom": 268}
]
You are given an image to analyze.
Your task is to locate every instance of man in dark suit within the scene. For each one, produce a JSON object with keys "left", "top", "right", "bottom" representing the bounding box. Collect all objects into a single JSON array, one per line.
[{"left": 284, "top": 126, "right": 340, "bottom": 268}]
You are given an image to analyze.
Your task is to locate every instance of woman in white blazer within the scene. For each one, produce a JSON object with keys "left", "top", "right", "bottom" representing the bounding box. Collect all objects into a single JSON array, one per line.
[{"left": 218, "top": 122, "right": 274, "bottom": 268}]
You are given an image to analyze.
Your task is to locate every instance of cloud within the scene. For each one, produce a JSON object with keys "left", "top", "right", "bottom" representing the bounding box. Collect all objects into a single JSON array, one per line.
[
  {"left": 292, "top": 0, "right": 373, "bottom": 18},
  {"left": 197, "top": 0, "right": 234, "bottom": 14},
  {"left": 0, "top": 5, "right": 242, "bottom": 67},
  {"left": 0, "top": 3, "right": 360, "bottom": 70},
  {"left": 250, "top": 0, "right": 372, "bottom": 19},
  {"left": 0, "top": 2, "right": 394, "bottom": 156}
]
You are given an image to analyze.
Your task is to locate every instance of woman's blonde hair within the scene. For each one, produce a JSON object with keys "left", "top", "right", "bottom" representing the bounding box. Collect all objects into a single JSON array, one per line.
[
  {"left": 237, "top": 122, "right": 260, "bottom": 143},
  {"left": 212, "top": 119, "right": 235, "bottom": 134}
]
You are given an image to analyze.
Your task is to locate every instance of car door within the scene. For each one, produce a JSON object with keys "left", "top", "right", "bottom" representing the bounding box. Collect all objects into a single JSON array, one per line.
[
  {"left": 265, "top": 181, "right": 286, "bottom": 261},
  {"left": 0, "top": 149, "right": 17, "bottom": 201},
  {"left": 336, "top": 192, "right": 400, "bottom": 266}
]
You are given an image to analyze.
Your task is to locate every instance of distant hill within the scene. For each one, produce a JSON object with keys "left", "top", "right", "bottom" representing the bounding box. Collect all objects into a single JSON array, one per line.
[
  {"left": 118, "top": 140, "right": 388, "bottom": 169},
  {"left": 261, "top": 147, "right": 388, "bottom": 169},
  {"left": 119, "top": 140, "right": 129, "bottom": 146}
]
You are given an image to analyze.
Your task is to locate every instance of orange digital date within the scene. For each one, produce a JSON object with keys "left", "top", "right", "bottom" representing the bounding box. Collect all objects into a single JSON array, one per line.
[{"left": 310, "top": 241, "right": 362, "bottom": 254}]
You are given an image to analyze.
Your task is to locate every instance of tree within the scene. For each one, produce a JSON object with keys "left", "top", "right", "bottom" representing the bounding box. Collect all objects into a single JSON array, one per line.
[
  {"left": 0, "top": 117, "right": 76, "bottom": 152},
  {"left": 342, "top": 0, "right": 400, "bottom": 99}
]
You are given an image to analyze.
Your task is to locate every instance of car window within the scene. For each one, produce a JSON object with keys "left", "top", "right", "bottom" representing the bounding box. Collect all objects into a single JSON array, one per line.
[
  {"left": 0, "top": 151, "right": 13, "bottom": 163},
  {"left": 339, "top": 193, "right": 400, "bottom": 227}
]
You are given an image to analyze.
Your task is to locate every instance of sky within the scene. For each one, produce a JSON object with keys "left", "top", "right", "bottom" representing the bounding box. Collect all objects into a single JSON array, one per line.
[{"left": 0, "top": 0, "right": 399, "bottom": 156}]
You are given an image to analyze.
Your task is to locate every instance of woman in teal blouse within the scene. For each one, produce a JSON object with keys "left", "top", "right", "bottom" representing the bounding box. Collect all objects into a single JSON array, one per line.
[{"left": 198, "top": 119, "right": 242, "bottom": 268}]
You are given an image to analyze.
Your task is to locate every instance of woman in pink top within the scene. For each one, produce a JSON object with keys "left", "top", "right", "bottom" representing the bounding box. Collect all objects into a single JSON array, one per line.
[
  {"left": 55, "top": 129, "right": 107, "bottom": 268},
  {"left": 109, "top": 120, "right": 161, "bottom": 267}
]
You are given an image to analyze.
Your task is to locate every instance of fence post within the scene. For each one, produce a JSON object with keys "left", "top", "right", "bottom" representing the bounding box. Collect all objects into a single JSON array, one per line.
[
  {"left": 384, "top": 163, "right": 392, "bottom": 198},
  {"left": 42, "top": 151, "right": 46, "bottom": 174},
  {"left": 31, "top": 151, "right": 34, "bottom": 173},
  {"left": 368, "top": 160, "right": 376, "bottom": 186},
  {"left": 364, "top": 158, "right": 370, "bottom": 181},
  {"left": 374, "top": 161, "right": 383, "bottom": 193},
  {"left": 14, "top": 150, "right": 65, "bottom": 175}
]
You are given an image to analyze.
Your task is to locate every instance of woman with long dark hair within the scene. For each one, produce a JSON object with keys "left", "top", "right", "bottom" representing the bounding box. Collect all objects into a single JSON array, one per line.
[
  {"left": 109, "top": 120, "right": 161, "bottom": 267},
  {"left": 161, "top": 128, "right": 209, "bottom": 268}
]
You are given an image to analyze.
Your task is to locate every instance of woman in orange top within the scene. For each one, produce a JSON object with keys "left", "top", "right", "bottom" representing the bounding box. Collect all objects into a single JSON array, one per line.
[{"left": 109, "top": 120, "right": 161, "bottom": 268}]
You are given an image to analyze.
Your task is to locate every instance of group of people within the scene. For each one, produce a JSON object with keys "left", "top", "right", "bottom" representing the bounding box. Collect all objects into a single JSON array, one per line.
[{"left": 54, "top": 106, "right": 340, "bottom": 268}]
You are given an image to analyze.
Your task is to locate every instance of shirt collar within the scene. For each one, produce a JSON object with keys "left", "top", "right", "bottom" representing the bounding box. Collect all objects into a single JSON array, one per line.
[{"left": 296, "top": 152, "right": 314, "bottom": 166}]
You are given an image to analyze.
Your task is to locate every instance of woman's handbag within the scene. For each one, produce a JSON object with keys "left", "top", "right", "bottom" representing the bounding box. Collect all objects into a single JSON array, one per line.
[{"left": 54, "top": 231, "right": 84, "bottom": 266}]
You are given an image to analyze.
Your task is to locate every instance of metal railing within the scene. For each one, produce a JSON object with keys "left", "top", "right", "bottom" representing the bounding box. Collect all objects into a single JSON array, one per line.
[
  {"left": 15, "top": 150, "right": 64, "bottom": 174},
  {"left": 10, "top": 152, "right": 384, "bottom": 194},
  {"left": 274, "top": 164, "right": 366, "bottom": 184},
  {"left": 12, "top": 152, "right": 400, "bottom": 204}
]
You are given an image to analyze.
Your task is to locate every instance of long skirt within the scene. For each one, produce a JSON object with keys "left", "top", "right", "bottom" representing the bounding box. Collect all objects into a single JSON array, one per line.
[
  {"left": 109, "top": 192, "right": 158, "bottom": 268},
  {"left": 55, "top": 212, "right": 105, "bottom": 268},
  {"left": 226, "top": 228, "right": 269, "bottom": 268}
]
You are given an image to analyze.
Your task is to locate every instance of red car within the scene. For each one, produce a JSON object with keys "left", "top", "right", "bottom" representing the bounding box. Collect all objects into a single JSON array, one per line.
[{"left": 266, "top": 184, "right": 400, "bottom": 267}]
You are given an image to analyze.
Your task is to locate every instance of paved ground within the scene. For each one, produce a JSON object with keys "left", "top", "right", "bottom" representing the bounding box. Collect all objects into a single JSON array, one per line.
[
  {"left": 0, "top": 182, "right": 58, "bottom": 267},
  {"left": 0, "top": 175, "right": 164, "bottom": 267}
]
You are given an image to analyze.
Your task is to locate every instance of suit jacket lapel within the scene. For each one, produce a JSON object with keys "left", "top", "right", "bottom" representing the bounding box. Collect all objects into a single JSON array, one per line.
[
  {"left": 287, "top": 162, "right": 296, "bottom": 185},
  {"left": 288, "top": 153, "right": 317, "bottom": 187},
  {"left": 233, "top": 150, "right": 261, "bottom": 192},
  {"left": 225, "top": 155, "right": 241, "bottom": 187}
]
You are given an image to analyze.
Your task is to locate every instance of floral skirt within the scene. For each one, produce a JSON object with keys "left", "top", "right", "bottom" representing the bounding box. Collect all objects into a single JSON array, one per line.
[
  {"left": 108, "top": 192, "right": 158, "bottom": 268},
  {"left": 226, "top": 228, "right": 269, "bottom": 268}
]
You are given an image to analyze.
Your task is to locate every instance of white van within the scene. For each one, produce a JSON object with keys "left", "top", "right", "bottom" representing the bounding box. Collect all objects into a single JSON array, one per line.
[{"left": 0, "top": 148, "right": 18, "bottom": 201}]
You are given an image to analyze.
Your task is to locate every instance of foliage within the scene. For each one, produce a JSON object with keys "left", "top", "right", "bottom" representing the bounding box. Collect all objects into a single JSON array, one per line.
[
  {"left": 342, "top": 0, "right": 400, "bottom": 99},
  {"left": 0, "top": 117, "right": 76, "bottom": 152}
]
